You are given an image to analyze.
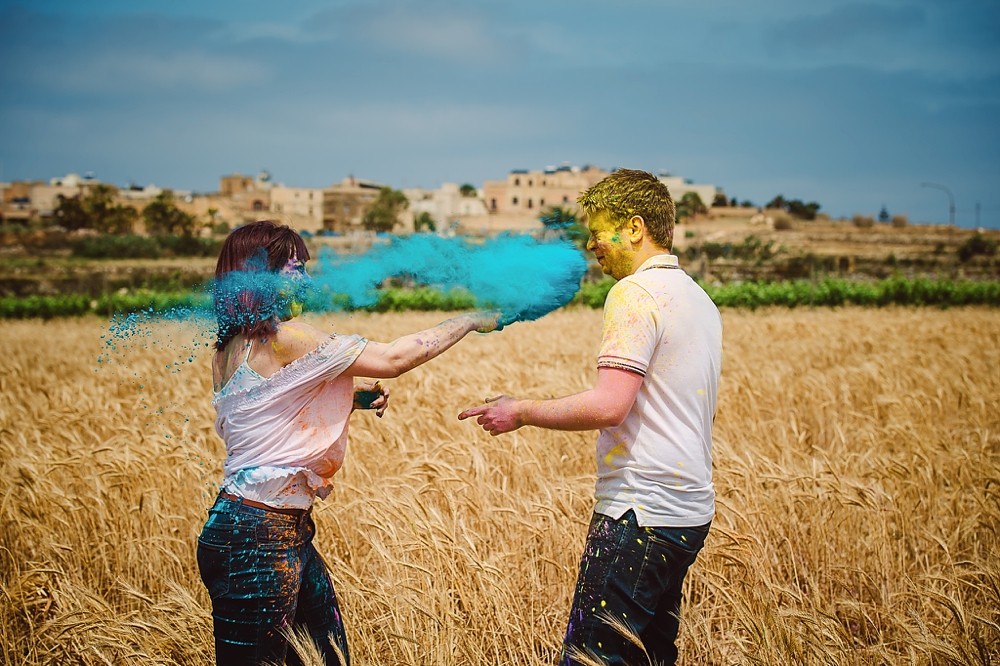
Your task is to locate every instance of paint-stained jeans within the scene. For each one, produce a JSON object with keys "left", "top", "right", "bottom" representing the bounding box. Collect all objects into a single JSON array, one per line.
[
  {"left": 559, "top": 510, "right": 710, "bottom": 666},
  {"left": 197, "top": 494, "right": 350, "bottom": 665}
]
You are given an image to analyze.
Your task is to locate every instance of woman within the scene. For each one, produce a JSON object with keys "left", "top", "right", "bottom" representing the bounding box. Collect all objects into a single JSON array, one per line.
[{"left": 198, "top": 220, "right": 499, "bottom": 664}]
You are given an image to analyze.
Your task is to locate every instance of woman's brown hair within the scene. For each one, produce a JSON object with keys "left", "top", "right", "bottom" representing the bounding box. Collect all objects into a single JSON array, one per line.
[{"left": 213, "top": 220, "right": 310, "bottom": 352}]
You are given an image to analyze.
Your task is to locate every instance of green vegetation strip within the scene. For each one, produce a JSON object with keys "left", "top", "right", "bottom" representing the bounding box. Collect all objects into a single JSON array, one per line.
[
  {"left": 576, "top": 277, "right": 1000, "bottom": 309},
  {"left": 1, "top": 278, "right": 998, "bottom": 320}
]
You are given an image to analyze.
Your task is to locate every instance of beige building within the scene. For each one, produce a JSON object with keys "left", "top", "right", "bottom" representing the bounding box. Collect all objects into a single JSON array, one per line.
[
  {"left": 482, "top": 164, "right": 608, "bottom": 215},
  {"left": 321, "top": 177, "right": 385, "bottom": 234},
  {"left": 219, "top": 171, "right": 272, "bottom": 217},
  {"left": 403, "top": 182, "right": 488, "bottom": 229},
  {"left": 31, "top": 184, "right": 84, "bottom": 216},
  {"left": 270, "top": 186, "right": 324, "bottom": 233},
  {"left": 656, "top": 173, "right": 719, "bottom": 209},
  {"left": 1, "top": 180, "right": 44, "bottom": 223},
  {"left": 483, "top": 164, "right": 719, "bottom": 218}
]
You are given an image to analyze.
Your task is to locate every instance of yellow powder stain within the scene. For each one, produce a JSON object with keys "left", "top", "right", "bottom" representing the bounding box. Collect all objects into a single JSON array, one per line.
[{"left": 603, "top": 442, "right": 629, "bottom": 466}]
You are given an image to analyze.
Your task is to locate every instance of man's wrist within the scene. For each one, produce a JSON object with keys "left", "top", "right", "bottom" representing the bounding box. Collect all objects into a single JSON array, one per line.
[{"left": 515, "top": 399, "right": 531, "bottom": 428}]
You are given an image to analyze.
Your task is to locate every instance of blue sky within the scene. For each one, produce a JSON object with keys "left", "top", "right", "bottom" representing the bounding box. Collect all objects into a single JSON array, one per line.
[{"left": 1, "top": 1, "right": 998, "bottom": 226}]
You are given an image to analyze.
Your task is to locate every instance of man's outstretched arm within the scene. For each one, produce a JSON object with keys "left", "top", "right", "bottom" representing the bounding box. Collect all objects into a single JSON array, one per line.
[{"left": 458, "top": 367, "right": 643, "bottom": 436}]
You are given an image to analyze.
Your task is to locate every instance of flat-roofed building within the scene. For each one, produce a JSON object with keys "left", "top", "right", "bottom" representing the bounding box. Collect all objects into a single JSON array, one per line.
[
  {"left": 403, "top": 182, "right": 488, "bottom": 229},
  {"left": 656, "top": 173, "right": 718, "bottom": 209},
  {"left": 1, "top": 180, "right": 44, "bottom": 224},
  {"left": 270, "top": 186, "right": 324, "bottom": 233},
  {"left": 321, "top": 177, "right": 385, "bottom": 234},
  {"left": 219, "top": 171, "right": 271, "bottom": 220},
  {"left": 482, "top": 164, "right": 609, "bottom": 215},
  {"left": 219, "top": 173, "right": 256, "bottom": 197},
  {"left": 483, "top": 164, "right": 719, "bottom": 218}
]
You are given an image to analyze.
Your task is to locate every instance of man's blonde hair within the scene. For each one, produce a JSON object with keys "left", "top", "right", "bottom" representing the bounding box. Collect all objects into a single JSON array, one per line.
[{"left": 577, "top": 169, "right": 676, "bottom": 250}]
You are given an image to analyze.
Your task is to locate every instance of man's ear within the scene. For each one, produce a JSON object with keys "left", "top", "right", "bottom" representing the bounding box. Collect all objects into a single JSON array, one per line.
[{"left": 626, "top": 215, "right": 646, "bottom": 244}]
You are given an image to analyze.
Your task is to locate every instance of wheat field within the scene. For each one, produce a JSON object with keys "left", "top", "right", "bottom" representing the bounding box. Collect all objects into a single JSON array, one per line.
[{"left": 1, "top": 307, "right": 998, "bottom": 665}]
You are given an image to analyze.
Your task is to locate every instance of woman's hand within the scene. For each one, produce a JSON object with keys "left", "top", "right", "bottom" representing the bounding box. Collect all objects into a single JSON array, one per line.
[
  {"left": 353, "top": 381, "right": 390, "bottom": 418},
  {"left": 470, "top": 310, "right": 506, "bottom": 334}
]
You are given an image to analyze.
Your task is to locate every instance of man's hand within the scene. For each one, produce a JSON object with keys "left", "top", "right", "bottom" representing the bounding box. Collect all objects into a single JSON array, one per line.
[
  {"left": 353, "top": 381, "right": 390, "bottom": 418},
  {"left": 458, "top": 395, "right": 523, "bottom": 435}
]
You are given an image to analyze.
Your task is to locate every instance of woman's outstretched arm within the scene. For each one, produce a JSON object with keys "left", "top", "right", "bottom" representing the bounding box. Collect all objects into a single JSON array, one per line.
[{"left": 345, "top": 312, "right": 501, "bottom": 379}]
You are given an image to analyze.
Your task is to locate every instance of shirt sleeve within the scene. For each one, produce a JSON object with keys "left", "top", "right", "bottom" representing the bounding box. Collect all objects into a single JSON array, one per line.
[
  {"left": 312, "top": 334, "right": 367, "bottom": 381},
  {"left": 597, "top": 279, "right": 658, "bottom": 377}
]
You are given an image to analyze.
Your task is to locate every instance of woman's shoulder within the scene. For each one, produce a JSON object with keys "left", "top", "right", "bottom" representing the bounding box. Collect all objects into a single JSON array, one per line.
[{"left": 272, "top": 321, "right": 333, "bottom": 364}]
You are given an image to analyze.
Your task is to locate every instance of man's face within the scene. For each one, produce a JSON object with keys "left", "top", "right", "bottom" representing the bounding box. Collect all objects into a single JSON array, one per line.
[{"left": 586, "top": 210, "right": 633, "bottom": 280}]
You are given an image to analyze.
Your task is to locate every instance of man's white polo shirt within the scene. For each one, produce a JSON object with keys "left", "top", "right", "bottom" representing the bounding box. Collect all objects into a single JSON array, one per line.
[{"left": 594, "top": 254, "right": 723, "bottom": 527}]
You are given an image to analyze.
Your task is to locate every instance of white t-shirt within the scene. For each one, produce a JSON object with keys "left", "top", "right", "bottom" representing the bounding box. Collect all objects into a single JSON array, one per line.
[
  {"left": 594, "top": 254, "right": 722, "bottom": 527},
  {"left": 213, "top": 333, "right": 367, "bottom": 508}
]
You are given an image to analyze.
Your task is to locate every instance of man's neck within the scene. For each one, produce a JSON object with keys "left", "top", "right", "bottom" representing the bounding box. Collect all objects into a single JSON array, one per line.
[{"left": 626, "top": 243, "right": 672, "bottom": 277}]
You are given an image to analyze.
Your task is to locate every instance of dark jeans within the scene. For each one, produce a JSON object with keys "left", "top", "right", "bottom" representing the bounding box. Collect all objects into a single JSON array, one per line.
[
  {"left": 559, "top": 510, "right": 710, "bottom": 666},
  {"left": 197, "top": 494, "right": 350, "bottom": 665}
]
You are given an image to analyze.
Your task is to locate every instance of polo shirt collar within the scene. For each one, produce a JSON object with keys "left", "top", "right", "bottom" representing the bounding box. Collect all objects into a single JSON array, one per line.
[{"left": 635, "top": 254, "right": 680, "bottom": 273}]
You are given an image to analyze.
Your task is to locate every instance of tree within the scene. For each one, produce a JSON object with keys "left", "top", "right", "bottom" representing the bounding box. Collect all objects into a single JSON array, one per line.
[
  {"left": 878, "top": 205, "right": 890, "bottom": 223},
  {"left": 676, "top": 192, "right": 708, "bottom": 221},
  {"left": 414, "top": 211, "right": 436, "bottom": 233},
  {"left": 362, "top": 187, "right": 409, "bottom": 233},
  {"left": 767, "top": 194, "right": 821, "bottom": 220},
  {"left": 958, "top": 233, "right": 997, "bottom": 262},
  {"left": 99, "top": 205, "right": 139, "bottom": 235},
  {"left": 88, "top": 184, "right": 139, "bottom": 234},
  {"left": 712, "top": 192, "right": 729, "bottom": 207},
  {"left": 459, "top": 183, "right": 477, "bottom": 197},
  {"left": 786, "top": 200, "right": 820, "bottom": 220},
  {"left": 143, "top": 191, "right": 198, "bottom": 236},
  {"left": 54, "top": 194, "right": 90, "bottom": 231},
  {"left": 539, "top": 205, "right": 577, "bottom": 229},
  {"left": 54, "top": 184, "right": 138, "bottom": 234},
  {"left": 765, "top": 195, "right": 788, "bottom": 210},
  {"left": 539, "top": 205, "right": 588, "bottom": 249}
]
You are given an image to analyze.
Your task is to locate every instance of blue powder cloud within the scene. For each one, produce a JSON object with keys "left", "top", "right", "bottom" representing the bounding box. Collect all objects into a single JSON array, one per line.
[
  {"left": 102, "top": 233, "right": 588, "bottom": 355},
  {"left": 308, "top": 233, "right": 588, "bottom": 323}
]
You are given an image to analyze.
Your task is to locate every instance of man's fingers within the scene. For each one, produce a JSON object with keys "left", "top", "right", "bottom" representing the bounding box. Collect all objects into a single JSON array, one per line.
[{"left": 458, "top": 405, "right": 487, "bottom": 420}]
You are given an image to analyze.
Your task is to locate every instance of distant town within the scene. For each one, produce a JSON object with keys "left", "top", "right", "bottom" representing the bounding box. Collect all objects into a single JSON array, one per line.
[{"left": 0, "top": 164, "right": 723, "bottom": 237}]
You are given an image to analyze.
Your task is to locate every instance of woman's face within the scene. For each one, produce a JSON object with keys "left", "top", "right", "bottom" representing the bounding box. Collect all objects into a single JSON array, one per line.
[
  {"left": 278, "top": 252, "right": 307, "bottom": 318},
  {"left": 279, "top": 253, "right": 306, "bottom": 278}
]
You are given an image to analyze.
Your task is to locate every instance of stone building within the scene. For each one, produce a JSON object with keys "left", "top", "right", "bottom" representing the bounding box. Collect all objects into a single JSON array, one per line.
[
  {"left": 482, "top": 164, "right": 719, "bottom": 216},
  {"left": 321, "top": 177, "right": 385, "bottom": 234},
  {"left": 656, "top": 173, "right": 718, "bottom": 209},
  {"left": 219, "top": 171, "right": 272, "bottom": 217},
  {"left": 270, "top": 186, "right": 324, "bottom": 233},
  {"left": 482, "top": 164, "right": 608, "bottom": 215},
  {"left": 403, "top": 182, "right": 488, "bottom": 229}
]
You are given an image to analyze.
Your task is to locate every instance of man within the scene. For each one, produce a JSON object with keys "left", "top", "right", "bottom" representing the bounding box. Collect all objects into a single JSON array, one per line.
[{"left": 459, "top": 169, "right": 722, "bottom": 666}]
